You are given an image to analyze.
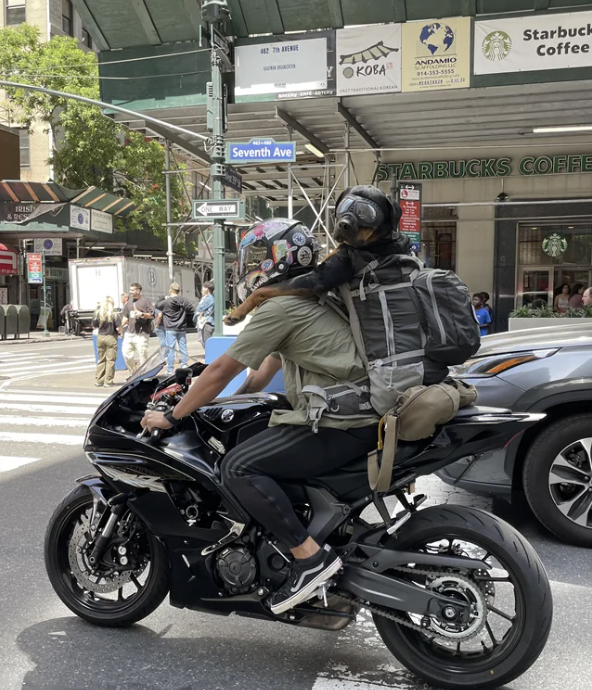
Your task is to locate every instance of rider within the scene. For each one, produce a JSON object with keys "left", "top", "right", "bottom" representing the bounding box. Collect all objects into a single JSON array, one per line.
[{"left": 142, "top": 219, "right": 381, "bottom": 615}]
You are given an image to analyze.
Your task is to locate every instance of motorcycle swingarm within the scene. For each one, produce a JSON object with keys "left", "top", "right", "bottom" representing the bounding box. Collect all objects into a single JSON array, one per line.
[
  {"left": 357, "top": 545, "right": 491, "bottom": 573},
  {"left": 340, "top": 564, "right": 470, "bottom": 617}
]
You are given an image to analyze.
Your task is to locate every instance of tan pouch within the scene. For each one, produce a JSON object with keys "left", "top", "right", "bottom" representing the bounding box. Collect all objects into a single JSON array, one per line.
[
  {"left": 367, "top": 413, "right": 400, "bottom": 493},
  {"left": 447, "top": 378, "right": 478, "bottom": 408}
]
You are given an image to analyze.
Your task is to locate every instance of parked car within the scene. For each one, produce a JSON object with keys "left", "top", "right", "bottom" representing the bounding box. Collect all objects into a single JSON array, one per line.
[{"left": 438, "top": 322, "right": 592, "bottom": 547}]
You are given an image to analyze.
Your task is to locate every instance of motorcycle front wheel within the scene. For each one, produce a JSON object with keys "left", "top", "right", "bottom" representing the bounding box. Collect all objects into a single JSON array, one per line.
[
  {"left": 373, "top": 505, "right": 552, "bottom": 690},
  {"left": 45, "top": 484, "right": 170, "bottom": 627}
]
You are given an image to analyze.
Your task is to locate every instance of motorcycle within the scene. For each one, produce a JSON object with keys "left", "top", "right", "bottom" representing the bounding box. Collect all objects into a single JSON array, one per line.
[{"left": 45, "top": 353, "right": 553, "bottom": 690}]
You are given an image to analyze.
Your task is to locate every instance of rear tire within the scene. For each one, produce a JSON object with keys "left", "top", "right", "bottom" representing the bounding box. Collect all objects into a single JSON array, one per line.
[
  {"left": 45, "top": 484, "right": 170, "bottom": 627},
  {"left": 372, "top": 505, "right": 552, "bottom": 690}
]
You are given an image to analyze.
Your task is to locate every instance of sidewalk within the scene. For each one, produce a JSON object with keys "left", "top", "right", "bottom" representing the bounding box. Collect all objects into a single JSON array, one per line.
[{"left": 0, "top": 333, "right": 86, "bottom": 346}]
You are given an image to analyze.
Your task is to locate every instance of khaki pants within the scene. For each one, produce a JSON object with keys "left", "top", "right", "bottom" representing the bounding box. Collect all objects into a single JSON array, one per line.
[
  {"left": 122, "top": 331, "right": 150, "bottom": 373},
  {"left": 96, "top": 335, "right": 118, "bottom": 385}
]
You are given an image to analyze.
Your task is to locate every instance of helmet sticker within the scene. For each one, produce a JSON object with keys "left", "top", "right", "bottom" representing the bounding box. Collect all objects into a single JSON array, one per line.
[
  {"left": 291, "top": 232, "right": 306, "bottom": 247},
  {"left": 261, "top": 258, "right": 274, "bottom": 272},
  {"left": 297, "top": 246, "right": 313, "bottom": 267},
  {"left": 272, "top": 239, "right": 294, "bottom": 264},
  {"left": 245, "top": 270, "right": 268, "bottom": 289}
]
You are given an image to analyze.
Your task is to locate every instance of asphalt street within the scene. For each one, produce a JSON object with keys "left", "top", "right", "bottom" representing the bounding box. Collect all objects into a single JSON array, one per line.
[{"left": 1, "top": 338, "right": 592, "bottom": 690}]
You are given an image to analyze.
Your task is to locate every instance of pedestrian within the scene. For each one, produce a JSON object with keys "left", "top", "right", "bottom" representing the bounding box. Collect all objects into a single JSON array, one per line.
[
  {"left": 92, "top": 296, "right": 121, "bottom": 388},
  {"left": 155, "top": 283, "right": 195, "bottom": 375},
  {"left": 583, "top": 287, "right": 592, "bottom": 307},
  {"left": 154, "top": 297, "right": 168, "bottom": 358},
  {"left": 195, "top": 281, "right": 215, "bottom": 349},
  {"left": 553, "top": 284, "right": 570, "bottom": 314},
  {"left": 479, "top": 292, "right": 493, "bottom": 334},
  {"left": 473, "top": 293, "right": 491, "bottom": 336},
  {"left": 121, "top": 283, "right": 154, "bottom": 374},
  {"left": 121, "top": 293, "right": 129, "bottom": 309},
  {"left": 569, "top": 284, "right": 585, "bottom": 309}
]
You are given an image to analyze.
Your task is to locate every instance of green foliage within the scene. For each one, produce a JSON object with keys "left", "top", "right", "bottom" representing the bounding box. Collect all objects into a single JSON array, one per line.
[
  {"left": 0, "top": 24, "right": 189, "bottom": 240},
  {"left": 510, "top": 305, "right": 592, "bottom": 318}
]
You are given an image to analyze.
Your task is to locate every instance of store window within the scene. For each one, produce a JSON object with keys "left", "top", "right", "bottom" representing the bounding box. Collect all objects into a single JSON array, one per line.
[
  {"left": 517, "top": 223, "right": 592, "bottom": 308},
  {"left": 421, "top": 207, "right": 457, "bottom": 271},
  {"left": 81, "top": 27, "right": 92, "bottom": 49},
  {"left": 6, "top": 0, "right": 26, "bottom": 25},
  {"left": 19, "top": 130, "right": 30, "bottom": 167},
  {"left": 62, "top": 0, "right": 73, "bottom": 36}
]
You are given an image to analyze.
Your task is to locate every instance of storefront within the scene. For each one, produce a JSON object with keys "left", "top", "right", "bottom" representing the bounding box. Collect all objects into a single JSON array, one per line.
[{"left": 363, "top": 141, "right": 592, "bottom": 330}]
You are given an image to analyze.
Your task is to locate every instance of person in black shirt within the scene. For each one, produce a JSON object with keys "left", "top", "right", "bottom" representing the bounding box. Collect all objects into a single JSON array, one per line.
[
  {"left": 155, "top": 282, "right": 195, "bottom": 374},
  {"left": 92, "top": 296, "right": 121, "bottom": 387},
  {"left": 121, "top": 283, "right": 154, "bottom": 373}
]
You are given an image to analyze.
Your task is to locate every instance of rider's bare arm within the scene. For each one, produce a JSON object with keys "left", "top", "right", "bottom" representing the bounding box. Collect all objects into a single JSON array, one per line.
[{"left": 234, "top": 354, "right": 282, "bottom": 395}]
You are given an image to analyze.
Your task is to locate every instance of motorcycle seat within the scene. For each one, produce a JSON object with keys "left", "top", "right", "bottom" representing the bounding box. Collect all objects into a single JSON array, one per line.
[{"left": 452, "top": 405, "right": 512, "bottom": 419}]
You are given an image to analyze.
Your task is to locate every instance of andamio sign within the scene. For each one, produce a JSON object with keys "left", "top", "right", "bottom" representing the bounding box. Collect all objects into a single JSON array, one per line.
[
  {"left": 475, "top": 11, "right": 592, "bottom": 75},
  {"left": 377, "top": 153, "right": 592, "bottom": 181}
]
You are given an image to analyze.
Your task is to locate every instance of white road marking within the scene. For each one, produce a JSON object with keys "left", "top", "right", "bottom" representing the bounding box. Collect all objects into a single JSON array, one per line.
[
  {"left": 0, "top": 456, "right": 41, "bottom": 472},
  {"left": 0, "top": 432, "right": 85, "bottom": 445},
  {"left": 312, "top": 681, "right": 388, "bottom": 689},
  {"left": 0, "top": 351, "right": 43, "bottom": 358},
  {"left": 0, "top": 402, "right": 98, "bottom": 415},
  {"left": 6, "top": 364, "right": 98, "bottom": 383},
  {"left": 5, "top": 388, "right": 108, "bottom": 399},
  {"left": 0, "top": 416, "right": 90, "bottom": 428},
  {"left": 0, "top": 358, "right": 95, "bottom": 374},
  {"left": 1, "top": 393, "right": 106, "bottom": 406}
]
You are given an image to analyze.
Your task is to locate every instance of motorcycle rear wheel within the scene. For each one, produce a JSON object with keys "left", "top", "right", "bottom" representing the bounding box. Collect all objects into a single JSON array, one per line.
[
  {"left": 372, "top": 505, "right": 552, "bottom": 690},
  {"left": 45, "top": 484, "right": 170, "bottom": 627}
]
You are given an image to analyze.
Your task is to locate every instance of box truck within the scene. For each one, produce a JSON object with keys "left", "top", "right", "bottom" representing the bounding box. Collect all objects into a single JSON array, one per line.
[{"left": 68, "top": 257, "right": 197, "bottom": 332}]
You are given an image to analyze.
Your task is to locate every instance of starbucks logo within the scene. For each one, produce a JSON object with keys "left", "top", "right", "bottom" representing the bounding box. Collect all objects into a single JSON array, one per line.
[
  {"left": 542, "top": 233, "right": 567, "bottom": 258},
  {"left": 482, "top": 31, "right": 512, "bottom": 62}
]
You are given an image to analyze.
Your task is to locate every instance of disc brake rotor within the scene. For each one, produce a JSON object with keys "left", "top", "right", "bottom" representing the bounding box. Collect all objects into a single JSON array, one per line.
[
  {"left": 426, "top": 573, "right": 490, "bottom": 640},
  {"left": 67, "top": 516, "right": 147, "bottom": 594}
]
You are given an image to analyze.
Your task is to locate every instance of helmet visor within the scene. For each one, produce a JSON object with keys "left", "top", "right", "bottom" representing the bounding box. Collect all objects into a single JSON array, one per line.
[{"left": 239, "top": 242, "right": 268, "bottom": 278}]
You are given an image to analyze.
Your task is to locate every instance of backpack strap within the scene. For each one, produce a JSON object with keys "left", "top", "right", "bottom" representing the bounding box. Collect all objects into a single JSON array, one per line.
[
  {"left": 338, "top": 284, "right": 369, "bottom": 366},
  {"left": 368, "top": 413, "right": 400, "bottom": 492}
]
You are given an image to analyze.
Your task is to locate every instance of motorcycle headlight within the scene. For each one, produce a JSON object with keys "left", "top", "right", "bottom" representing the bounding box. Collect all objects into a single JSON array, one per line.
[{"left": 451, "top": 348, "right": 558, "bottom": 378}]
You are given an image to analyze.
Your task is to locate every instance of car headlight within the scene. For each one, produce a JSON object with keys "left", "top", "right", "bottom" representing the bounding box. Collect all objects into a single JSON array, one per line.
[{"left": 451, "top": 348, "right": 558, "bottom": 378}]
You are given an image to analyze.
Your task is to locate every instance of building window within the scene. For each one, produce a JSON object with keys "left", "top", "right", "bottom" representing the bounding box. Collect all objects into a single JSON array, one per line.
[
  {"left": 81, "top": 27, "right": 92, "bottom": 49},
  {"left": 19, "top": 130, "right": 30, "bottom": 167},
  {"left": 6, "top": 0, "right": 26, "bottom": 25},
  {"left": 62, "top": 0, "right": 73, "bottom": 36}
]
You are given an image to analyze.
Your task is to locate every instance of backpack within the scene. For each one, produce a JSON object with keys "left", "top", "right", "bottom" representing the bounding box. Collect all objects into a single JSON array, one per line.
[{"left": 338, "top": 250, "right": 481, "bottom": 416}]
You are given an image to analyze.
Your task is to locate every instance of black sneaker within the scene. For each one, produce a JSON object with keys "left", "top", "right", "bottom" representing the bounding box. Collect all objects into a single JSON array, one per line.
[{"left": 269, "top": 545, "right": 342, "bottom": 615}]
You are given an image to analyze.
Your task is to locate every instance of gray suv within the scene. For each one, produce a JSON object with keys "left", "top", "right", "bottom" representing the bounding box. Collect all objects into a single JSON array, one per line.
[{"left": 438, "top": 322, "right": 592, "bottom": 547}]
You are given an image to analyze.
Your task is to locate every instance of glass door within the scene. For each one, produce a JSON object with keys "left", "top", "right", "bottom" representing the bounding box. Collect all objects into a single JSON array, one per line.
[{"left": 517, "top": 268, "right": 552, "bottom": 308}]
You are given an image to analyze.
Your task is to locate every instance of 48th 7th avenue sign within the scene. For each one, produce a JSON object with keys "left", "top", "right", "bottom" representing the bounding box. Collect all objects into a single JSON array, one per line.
[{"left": 192, "top": 199, "right": 245, "bottom": 220}]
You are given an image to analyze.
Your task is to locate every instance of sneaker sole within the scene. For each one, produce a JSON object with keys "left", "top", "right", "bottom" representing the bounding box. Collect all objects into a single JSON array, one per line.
[{"left": 270, "top": 557, "right": 342, "bottom": 615}]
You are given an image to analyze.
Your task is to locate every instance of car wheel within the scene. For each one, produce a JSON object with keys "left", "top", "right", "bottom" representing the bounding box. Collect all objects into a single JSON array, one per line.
[{"left": 523, "top": 414, "right": 592, "bottom": 547}]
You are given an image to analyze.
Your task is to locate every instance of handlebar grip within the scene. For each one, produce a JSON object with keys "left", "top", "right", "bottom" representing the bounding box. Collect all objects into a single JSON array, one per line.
[{"left": 149, "top": 427, "right": 163, "bottom": 444}]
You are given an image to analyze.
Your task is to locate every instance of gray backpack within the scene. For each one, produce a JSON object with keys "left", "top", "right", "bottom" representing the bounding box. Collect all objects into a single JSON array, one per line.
[{"left": 338, "top": 251, "right": 481, "bottom": 416}]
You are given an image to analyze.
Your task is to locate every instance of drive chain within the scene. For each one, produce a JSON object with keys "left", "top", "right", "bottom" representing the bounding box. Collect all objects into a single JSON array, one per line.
[{"left": 335, "top": 561, "right": 490, "bottom": 642}]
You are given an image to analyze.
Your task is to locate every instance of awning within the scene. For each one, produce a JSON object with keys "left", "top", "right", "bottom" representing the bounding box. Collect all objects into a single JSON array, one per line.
[{"left": 0, "top": 242, "right": 18, "bottom": 276}]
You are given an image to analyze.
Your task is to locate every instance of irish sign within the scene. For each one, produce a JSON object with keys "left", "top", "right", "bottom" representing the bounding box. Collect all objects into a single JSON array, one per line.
[
  {"left": 27, "top": 253, "right": 43, "bottom": 284},
  {"left": 397, "top": 183, "right": 422, "bottom": 246},
  {"left": 192, "top": 199, "right": 245, "bottom": 221},
  {"left": 226, "top": 138, "right": 296, "bottom": 164}
]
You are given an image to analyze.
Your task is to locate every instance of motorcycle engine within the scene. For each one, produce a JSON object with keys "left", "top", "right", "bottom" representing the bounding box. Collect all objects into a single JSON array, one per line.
[{"left": 216, "top": 546, "right": 258, "bottom": 595}]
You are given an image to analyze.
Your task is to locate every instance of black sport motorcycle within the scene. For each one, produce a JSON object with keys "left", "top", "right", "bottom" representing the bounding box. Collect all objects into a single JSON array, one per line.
[{"left": 45, "top": 353, "right": 553, "bottom": 690}]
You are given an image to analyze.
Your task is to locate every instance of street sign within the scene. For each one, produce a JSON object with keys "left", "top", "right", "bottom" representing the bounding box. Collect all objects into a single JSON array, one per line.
[
  {"left": 192, "top": 199, "right": 245, "bottom": 221},
  {"left": 222, "top": 166, "right": 242, "bottom": 193},
  {"left": 226, "top": 138, "right": 296, "bottom": 165},
  {"left": 397, "top": 182, "right": 422, "bottom": 246},
  {"left": 27, "top": 253, "right": 43, "bottom": 284}
]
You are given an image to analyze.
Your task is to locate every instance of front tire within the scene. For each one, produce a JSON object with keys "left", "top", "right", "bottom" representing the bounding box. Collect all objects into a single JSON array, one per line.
[
  {"left": 523, "top": 414, "right": 592, "bottom": 547},
  {"left": 372, "top": 506, "right": 552, "bottom": 690},
  {"left": 45, "top": 484, "right": 170, "bottom": 627}
]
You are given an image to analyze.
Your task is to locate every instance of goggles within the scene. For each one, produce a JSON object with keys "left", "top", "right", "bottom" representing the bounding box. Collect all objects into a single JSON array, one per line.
[{"left": 336, "top": 195, "right": 385, "bottom": 227}]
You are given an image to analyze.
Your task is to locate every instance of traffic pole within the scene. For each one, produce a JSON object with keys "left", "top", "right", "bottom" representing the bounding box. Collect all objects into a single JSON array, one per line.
[
  {"left": 41, "top": 250, "right": 50, "bottom": 337},
  {"left": 202, "top": 0, "right": 230, "bottom": 336}
]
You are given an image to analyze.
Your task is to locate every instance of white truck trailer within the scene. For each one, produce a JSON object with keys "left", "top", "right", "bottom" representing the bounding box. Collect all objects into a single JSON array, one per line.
[{"left": 68, "top": 257, "right": 197, "bottom": 331}]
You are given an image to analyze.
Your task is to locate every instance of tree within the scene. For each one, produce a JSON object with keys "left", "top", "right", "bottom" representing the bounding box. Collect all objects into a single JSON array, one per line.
[{"left": 0, "top": 24, "right": 189, "bottom": 241}]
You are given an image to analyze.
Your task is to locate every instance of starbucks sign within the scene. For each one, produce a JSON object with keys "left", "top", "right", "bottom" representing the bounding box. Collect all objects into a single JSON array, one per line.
[
  {"left": 377, "top": 153, "right": 592, "bottom": 181},
  {"left": 542, "top": 234, "right": 568, "bottom": 258}
]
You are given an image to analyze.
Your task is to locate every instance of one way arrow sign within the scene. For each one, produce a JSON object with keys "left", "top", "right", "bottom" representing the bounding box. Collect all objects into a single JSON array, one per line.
[{"left": 192, "top": 198, "right": 245, "bottom": 221}]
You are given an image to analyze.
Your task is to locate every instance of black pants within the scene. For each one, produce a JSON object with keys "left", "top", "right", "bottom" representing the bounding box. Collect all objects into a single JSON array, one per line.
[{"left": 221, "top": 424, "right": 378, "bottom": 549}]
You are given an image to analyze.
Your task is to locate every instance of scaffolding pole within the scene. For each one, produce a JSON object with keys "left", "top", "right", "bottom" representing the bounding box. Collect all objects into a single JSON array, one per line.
[{"left": 165, "top": 141, "right": 174, "bottom": 282}]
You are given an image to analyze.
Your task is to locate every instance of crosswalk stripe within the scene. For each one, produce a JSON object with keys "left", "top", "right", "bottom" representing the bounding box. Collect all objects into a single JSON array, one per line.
[
  {"left": 0, "top": 416, "right": 90, "bottom": 428},
  {"left": 0, "top": 456, "right": 41, "bottom": 473},
  {"left": 0, "top": 432, "right": 85, "bottom": 445},
  {"left": 0, "top": 351, "right": 43, "bottom": 358},
  {"left": 5, "top": 389, "right": 109, "bottom": 399},
  {"left": 0, "top": 402, "right": 98, "bottom": 415},
  {"left": 0, "top": 393, "right": 106, "bottom": 406},
  {"left": 0, "top": 359, "right": 96, "bottom": 374},
  {"left": 6, "top": 364, "right": 99, "bottom": 383}
]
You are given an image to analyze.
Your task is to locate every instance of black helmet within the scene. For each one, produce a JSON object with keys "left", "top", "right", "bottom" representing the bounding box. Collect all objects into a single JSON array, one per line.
[{"left": 236, "top": 219, "right": 319, "bottom": 303}]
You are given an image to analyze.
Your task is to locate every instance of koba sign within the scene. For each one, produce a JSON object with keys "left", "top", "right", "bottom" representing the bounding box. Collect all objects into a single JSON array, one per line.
[{"left": 475, "top": 11, "right": 592, "bottom": 74}]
